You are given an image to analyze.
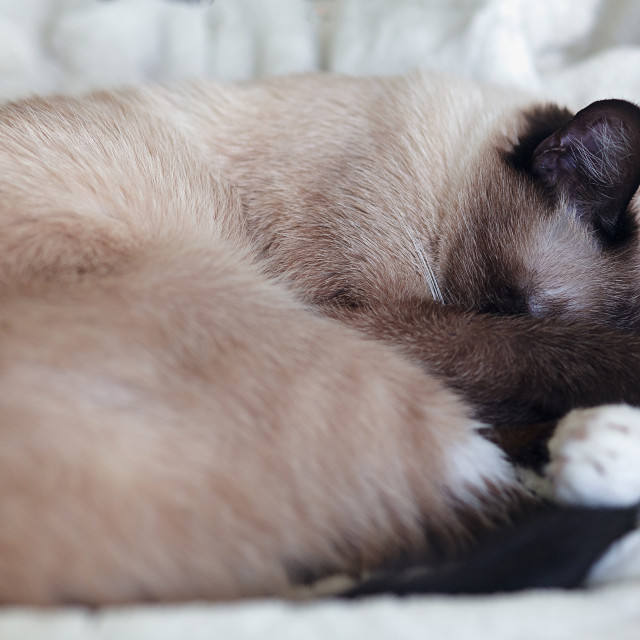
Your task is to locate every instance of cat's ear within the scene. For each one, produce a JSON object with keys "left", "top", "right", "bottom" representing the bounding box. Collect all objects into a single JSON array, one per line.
[{"left": 532, "top": 99, "right": 640, "bottom": 243}]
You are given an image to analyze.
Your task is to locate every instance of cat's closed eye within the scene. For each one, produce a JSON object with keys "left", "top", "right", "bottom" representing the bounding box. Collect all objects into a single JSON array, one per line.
[
  {"left": 326, "top": 287, "right": 361, "bottom": 309},
  {"left": 476, "top": 286, "right": 529, "bottom": 317}
]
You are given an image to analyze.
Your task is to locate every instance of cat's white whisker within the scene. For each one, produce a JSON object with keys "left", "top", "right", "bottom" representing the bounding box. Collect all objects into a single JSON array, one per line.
[{"left": 400, "top": 219, "right": 445, "bottom": 304}]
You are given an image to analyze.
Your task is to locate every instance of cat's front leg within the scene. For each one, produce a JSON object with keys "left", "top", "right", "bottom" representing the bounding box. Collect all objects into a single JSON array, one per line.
[{"left": 329, "top": 299, "right": 640, "bottom": 426}]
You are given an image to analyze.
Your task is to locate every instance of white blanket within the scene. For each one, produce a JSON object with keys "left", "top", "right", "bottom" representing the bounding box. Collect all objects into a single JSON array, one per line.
[{"left": 1, "top": 1, "right": 640, "bottom": 638}]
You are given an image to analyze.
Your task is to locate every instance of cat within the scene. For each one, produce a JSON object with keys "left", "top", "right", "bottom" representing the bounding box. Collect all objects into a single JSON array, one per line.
[{"left": 1, "top": 71, "right": 640, "bottom": 605}]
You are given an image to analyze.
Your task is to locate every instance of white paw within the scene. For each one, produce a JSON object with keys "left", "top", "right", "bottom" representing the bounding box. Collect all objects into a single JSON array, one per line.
[{"left": 548, "top": 405, "right": 640, "bottom": 507}]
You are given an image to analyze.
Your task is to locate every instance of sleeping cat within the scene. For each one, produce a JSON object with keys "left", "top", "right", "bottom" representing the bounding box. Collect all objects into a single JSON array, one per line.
[{"left": 1, "top": 71, "right": 640, "bottom": 604}]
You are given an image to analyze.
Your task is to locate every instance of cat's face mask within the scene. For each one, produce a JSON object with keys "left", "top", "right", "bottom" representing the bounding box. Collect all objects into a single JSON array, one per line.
[{"left": 438, "top": 99, "right": 640, "bottom": 329}]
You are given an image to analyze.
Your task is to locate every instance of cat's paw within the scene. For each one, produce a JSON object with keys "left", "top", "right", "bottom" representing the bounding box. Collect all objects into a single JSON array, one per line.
[{"left": 548, "top": 405, "right": 640, "bottom": 507}]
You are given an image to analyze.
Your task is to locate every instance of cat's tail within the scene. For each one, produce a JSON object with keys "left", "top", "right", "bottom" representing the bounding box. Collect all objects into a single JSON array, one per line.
[{"left": 341, "top": 505, "right": 639, "bottom": 597}]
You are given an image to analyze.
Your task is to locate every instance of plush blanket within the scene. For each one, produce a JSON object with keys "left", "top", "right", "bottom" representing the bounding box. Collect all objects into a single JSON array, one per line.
[{"left": 1, "top": 1, "right": 640, "bottom": 638}]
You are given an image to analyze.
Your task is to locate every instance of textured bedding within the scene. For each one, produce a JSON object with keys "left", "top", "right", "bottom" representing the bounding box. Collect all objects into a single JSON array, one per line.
[{"left": 1, "top": 1, "right": 640, "bottom": 638}]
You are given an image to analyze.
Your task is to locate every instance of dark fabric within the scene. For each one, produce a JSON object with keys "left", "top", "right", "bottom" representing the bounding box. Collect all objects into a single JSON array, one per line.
[{"left": 342, "top": 506, "right": 638, "bottom": 597}]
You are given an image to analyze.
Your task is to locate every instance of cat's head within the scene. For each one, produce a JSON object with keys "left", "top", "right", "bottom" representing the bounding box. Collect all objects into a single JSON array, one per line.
[{"left": 437, "top": 98, "right": 640, "bottom": 329}]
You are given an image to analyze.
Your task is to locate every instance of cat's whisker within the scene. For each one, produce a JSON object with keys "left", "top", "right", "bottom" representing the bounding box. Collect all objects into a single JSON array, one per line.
[{"left": 400, "top": 219, "right": 445, "bottom": 305}]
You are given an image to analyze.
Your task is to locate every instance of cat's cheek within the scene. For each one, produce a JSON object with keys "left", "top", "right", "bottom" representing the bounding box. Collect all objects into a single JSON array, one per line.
[{"left": 548, "top": 405, "right": 640, "bottom": 507}]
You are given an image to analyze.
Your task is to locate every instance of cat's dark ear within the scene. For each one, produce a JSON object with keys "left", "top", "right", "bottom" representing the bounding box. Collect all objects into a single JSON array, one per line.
[{"left": 532, "top": 99, "right": 640, "bottom": 243}]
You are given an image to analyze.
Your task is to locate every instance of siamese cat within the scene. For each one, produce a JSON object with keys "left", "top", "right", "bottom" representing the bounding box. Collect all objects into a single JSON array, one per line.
[{"left": 1, "top": 71, "right": 640, "bottom": 605}]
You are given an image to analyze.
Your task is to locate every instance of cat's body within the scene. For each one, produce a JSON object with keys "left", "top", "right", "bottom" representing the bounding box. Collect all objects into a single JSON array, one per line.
[{"left": 2, "top": 72, "right": 640, "bottom": 604}]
